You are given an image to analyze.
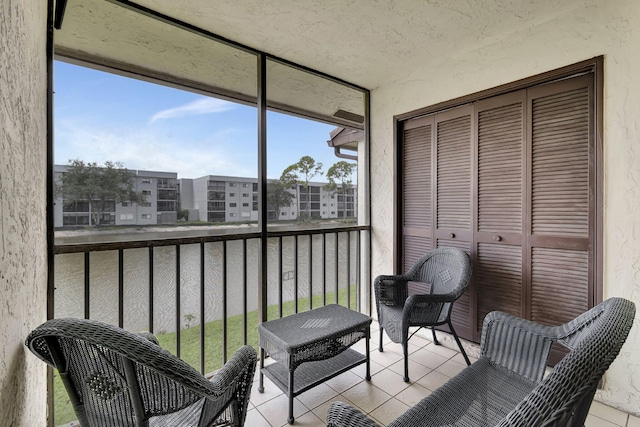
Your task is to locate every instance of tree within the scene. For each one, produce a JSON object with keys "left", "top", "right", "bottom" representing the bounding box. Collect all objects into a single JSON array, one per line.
[
  {"left": 56, "top": 159, "right": 147, "bottom": 226},
  {"left": 324, "top": 161, "right": 356, "bottom": 195},
  {"left": 178, "top": 209, "right": 190, "bottom": 221},
  {"left": 325, "top": 161, "right": 357, "bottom": 219},
  {"left": 281, "top": 156, "right": 323, "bottom": 221},
  {"left": 267, "top": 180, "right": 295, "bottom": 219}
]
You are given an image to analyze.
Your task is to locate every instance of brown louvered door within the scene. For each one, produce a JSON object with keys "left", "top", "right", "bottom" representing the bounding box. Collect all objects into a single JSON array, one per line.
[
  {"left": 527, "top": 75, "right": 594, "bottom": 361},
  {"left": 434, "top": 105, "right": 474, "bottom": 339},
  {"left": 398, "top": 73, "right": 596, "bottom": 349},
  {"left": 400, "top": 116, "right": 434, "bottom": 272},
  {"left": 473, "top": 91, "right": 526, "bottom": 340}
]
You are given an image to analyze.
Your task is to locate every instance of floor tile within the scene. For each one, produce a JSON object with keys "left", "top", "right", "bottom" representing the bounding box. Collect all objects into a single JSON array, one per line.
[
  {"left": 295, "top": 382, "right": 339, "bottom": 410},
  {"left": 410, "top": 347, "right": 449, "bottom": 370},
  {"left": 256, "top": 394, "right": 309, "bottom": 427},
  {"left": 369, "top": 398, "right": 411, "bottom": 425},
  {"left": 245, "top": 408, "right": 272, "bottom": 427},
  {"left": 395, "top": 382, "right": 432, "bottom": 407},
  {"left": 370, "top": 347, "right": 403, "bottom": 366},
  {"left": 415, "top": 369, "right": 450, "bottom": 391},
  {"left": 341, "top": 381, "right": 392, "bottom": 413},
  {"left": 589, "top": 401, "right": 628, "bottom": 426},
  {"left": 423, "top": 342, "right": 458, "bottom": 359},
  {"left": 311, "top": 396, "right": 357, "bottom": 423},
  {"left": 371, "top": 368, "right": 411, "bottom": 396},
  {"left": 280, "top": 410, "right": 324, "bottom": 427},
  {"left": 435, "top": 359, "right": 466, "bottom": 378},
  {"left": 251, "top": 377, "right": 284, "bottom": 406},
  {"left": 387, "top": 358, "right": 432, "bottom": 382},
  {"left": 627, "top": 414, "right": 640, "bottom": 427},
  {"left": 585, "top": 414, "right": 622, "bottom": 427},
  {"left": 325, "top": 370, "right": 363, "bottom": 393},
  {"left": 351, "top": 359, "right": 385, "bottom": 378}
]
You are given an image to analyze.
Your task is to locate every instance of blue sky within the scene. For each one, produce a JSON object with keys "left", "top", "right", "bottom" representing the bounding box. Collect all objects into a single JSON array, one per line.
[{"left": 54, "top": 61, "right": 350, "bottom": 181}]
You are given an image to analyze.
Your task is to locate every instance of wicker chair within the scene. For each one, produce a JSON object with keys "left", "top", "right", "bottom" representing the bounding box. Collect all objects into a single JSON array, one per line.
[
  {"left": 26, "top": 318, "right": 257, "bottom": 427},
  {"left": 328, "top": 297, "right": 636, "bottom": 427},
  {"left": 375, "top": 247, "right": 472, "bottom": 382}
]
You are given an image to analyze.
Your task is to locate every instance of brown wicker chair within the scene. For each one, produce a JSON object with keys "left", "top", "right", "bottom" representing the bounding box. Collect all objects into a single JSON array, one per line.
[
  {"left": 26, "top": 318, "right": 256, "bottom": 426},
  {"left": 375, "top": 247, "right": 472, "bottom": 382},
  {"left": 328, "top": 297, "right": 635, "bottom": 427}
]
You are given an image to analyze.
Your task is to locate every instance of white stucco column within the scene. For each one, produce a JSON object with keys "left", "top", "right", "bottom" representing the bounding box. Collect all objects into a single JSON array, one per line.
[{"left": 0, "top": 1, "right": 49, "bottom": 425}]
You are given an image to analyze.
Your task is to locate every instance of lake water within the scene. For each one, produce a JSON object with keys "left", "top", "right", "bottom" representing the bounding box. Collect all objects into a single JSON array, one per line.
[{"left": 54, "top": 232, "right": 357, "bottom": 333}]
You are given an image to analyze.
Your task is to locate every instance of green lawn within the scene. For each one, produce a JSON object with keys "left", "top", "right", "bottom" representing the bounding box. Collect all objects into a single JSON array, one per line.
[{"left": 53, "top": 287, "right": 357, "bottom": 426}]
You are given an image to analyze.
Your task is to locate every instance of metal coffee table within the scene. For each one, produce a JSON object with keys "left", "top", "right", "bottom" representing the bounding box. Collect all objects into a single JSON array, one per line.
[{"left": 258, "top": 304, "right": 371, "bottom": 424}]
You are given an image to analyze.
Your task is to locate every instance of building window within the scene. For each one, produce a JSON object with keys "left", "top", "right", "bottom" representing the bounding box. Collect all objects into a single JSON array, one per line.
[
  {"left": 120, "top": 213, "right": 133, "bottom": 220},
  {"left": 140, "top": 202, "right": 152, "bottom": 207},
  {"left": 141, "top": 178, "right": 151, "bottom": 184},
  {"left": 141, "top": 214, "right": 152, "bottom": 219},
  {"left": 242, "top": 203, "right": 249, "bottom": 207},
  {"left": 121, "top": 201, "right": 130, "bottom": 207},
  {"left": 253, "top": 183, "right": 258, "bottom": 191},
  {"left": 229, "top": 203, "right": 237, "bottom": 207},
  {"left": 229, "top": 192, "right": 235, "bottom": 197},
  {"left": 208, "top": 180, "right": 225, "bottom": 191},
  {"left": 229, "top": 183, "right": 236, "bottom": 187},
  {"left": 242, "top": 183, "right": 249, "bottom": 188},
  {"left": 242, "top": 193, "right": 249, "bottom": 198},
  {"left": 281, "top": 212, "right": 286, "bottom": 216},
  {"left": 142, "top": 190, "right": 152, "bottom": 196},
  {"left": 230, "top": 213, "right": 236, "bottom": 217}
]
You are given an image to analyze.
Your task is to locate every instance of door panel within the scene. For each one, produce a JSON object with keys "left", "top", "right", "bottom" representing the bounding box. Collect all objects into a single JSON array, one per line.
[{"left": 400, "top": 117, "right": 433, "bottom": 272}]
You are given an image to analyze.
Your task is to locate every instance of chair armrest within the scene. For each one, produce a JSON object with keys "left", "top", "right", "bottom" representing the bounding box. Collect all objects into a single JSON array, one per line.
[
  {"left": 481, "top": 311, "right": 560, "bottom": 382},
  {"left": 137, "top": 331, "right": 159, "bottom": 345},
  {"left": 207, "top": 345, "right": 257, "bottom": 395},
  {"left": 374, "top": 274, "right": 410, "bottom": 307},
  {"left": 327, "top": 402, "right": 383, "bottom": 427}
]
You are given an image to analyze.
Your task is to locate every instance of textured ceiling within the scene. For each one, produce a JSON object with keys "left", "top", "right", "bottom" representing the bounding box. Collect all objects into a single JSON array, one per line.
[{"left": 129, "top": 0, "right": 595, "bottom": 90}]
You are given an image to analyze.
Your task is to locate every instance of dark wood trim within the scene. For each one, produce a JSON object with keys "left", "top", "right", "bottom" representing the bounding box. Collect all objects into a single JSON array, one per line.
[
  {"left": 394, "top": 57, "right": 602, "bottom": 122},
  {"left": 594, "top": 57, "right": 604, "bottom": 305},
  {"left": 393, "top": 118, "right": 401, "bottom": 274}
]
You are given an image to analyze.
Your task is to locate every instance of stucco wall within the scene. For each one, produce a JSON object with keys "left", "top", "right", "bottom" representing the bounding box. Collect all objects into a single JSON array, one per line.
[
  {"left": 0, "top": 1, "right": 49, "bottom": 425},
  {"left": 370, "top": 0, "right": 640, "bottom": 415}
]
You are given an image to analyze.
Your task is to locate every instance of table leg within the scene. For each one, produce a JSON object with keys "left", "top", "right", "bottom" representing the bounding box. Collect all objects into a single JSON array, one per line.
[
  {"left": 258, "top": 347, "right": 265, "bottom": 393},
  {"left": 365, "top": 327, "right": 371, "bottom": 381},
  {"left": 288, "top": 370, "right": 295, "bottom": 424}
]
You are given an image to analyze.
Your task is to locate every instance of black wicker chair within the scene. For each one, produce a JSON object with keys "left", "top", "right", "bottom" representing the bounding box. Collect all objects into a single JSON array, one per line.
[
  {"left": 375, "top": 247, "right": 472, "bottom": 382},
  {"left": 26, "top": 318, "right": 257, "bottom": 427},
  {"left": 328, "top": 297, "right": 635, "bottom": 427}
]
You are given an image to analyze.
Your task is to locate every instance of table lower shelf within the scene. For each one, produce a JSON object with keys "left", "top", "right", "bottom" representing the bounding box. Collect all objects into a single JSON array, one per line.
[{"left": 262, "top": 348, "right": 367, "bottom": 397}]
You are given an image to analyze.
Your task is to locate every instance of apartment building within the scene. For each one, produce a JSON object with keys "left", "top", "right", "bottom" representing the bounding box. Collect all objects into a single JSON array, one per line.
[{"left": 54, "top": 166, "right": 356, "bottom": 227}]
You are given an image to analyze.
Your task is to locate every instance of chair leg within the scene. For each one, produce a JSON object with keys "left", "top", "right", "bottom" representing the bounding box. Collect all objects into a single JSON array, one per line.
[
  {"left": 448, "top": 320, "right": 471, "bottom": 366},
  {"left": 379, "top": 327, "right": 384, "bottom": 352},
  {"left": 431, "top": 326, "right": 439, "bottom": 345},
  {"left": 403, "top": 340, "right": 410, "bottom": 382}
]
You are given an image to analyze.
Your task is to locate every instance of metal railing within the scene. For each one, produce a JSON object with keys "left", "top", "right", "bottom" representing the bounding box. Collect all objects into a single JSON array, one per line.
[{"left": 53, "top": 224, "right": 370, "bottom": 373}]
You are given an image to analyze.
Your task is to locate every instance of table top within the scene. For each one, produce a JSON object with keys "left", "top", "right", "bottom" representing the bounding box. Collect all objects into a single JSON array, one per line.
[{"left": 259, "top": 304, "right": 371, "bottom": 352}]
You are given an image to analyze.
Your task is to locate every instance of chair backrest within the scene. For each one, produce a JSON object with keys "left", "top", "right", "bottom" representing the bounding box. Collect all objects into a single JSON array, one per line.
[
  {"left": 409, "top": 247, "right": 472, "bottom": 297},
  {"left": 26, "top": 318, "right": 255, "bottom": 426},
  {"left": 498, "top": 297, "right": 635, "bottom": 427}
]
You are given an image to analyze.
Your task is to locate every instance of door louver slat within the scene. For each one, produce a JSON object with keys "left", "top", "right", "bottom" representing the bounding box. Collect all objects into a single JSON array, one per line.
[
  {"left": 532, "top": 88, "right": 589, "bottom": 237},
  {"left": 437, "top": 116, "right": 471, "bottom": 230},
  {"left": 478, "top": 102, "right": 523, "bottom": 233}
]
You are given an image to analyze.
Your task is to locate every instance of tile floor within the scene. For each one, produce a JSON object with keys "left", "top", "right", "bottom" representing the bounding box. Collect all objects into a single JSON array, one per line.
[{"left": 247, "top": 320, "right": 639, "bottom": 427}]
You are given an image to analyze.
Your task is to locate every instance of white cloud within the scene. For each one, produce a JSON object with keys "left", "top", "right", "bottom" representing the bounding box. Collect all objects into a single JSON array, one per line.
[
  {"left": 55, "top": 120, "right": 255, "bottom": 179},
  {"left": 149, "top": 98, "right": 236, "bottom": 123}
]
